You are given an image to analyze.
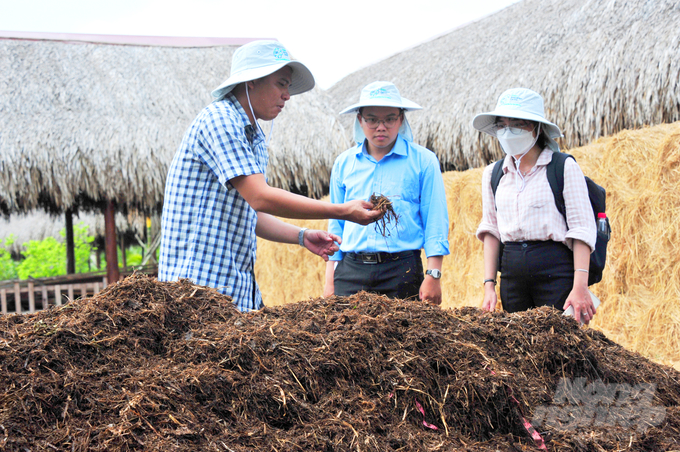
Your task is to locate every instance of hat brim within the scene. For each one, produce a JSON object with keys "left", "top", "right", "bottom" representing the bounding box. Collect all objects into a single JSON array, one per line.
[
  {"left": 211, "top": 60, "right": 315, "bottom": 99},
  {"left": 472, "top": 108, "right": 563, "bottom": 138},
  {"left": 339, "top": 97, "right": 422, "bottom": 115}
]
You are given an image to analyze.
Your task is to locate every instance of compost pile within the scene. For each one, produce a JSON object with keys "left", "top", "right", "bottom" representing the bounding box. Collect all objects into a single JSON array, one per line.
[{"left": 1, "top": 274, "right": 679, "bottom": 451}]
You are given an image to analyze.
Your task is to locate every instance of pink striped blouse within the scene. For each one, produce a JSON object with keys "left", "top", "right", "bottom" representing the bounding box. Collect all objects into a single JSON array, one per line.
[{"left": 476, "top": 149, "right": 596, "bottom": 252}]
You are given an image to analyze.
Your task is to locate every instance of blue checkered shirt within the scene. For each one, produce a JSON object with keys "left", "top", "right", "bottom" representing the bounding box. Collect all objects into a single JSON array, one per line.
[{"left": 159, "top": 93, "right": 267, "bottom": 311}]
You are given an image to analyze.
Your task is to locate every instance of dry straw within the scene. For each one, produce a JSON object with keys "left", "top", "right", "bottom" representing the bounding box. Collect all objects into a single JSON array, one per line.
[{"left": 256, "top": 121, "right": 680, "bottom": 370}]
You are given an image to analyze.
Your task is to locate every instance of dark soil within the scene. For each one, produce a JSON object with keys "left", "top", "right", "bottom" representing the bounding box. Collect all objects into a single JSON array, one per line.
[{"left": 1, "top": 274, "right": 678, "bottom": 451}]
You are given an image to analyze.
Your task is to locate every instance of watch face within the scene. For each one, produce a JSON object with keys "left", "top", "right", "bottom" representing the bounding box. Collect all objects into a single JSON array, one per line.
[{"left": 427, "top": 269, "right": 441, "bottom": 279}]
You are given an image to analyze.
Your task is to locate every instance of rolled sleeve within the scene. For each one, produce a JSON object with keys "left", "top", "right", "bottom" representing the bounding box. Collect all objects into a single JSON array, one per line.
[
  {"left": 420, "top": 152, "right": 450, "bottom": 258},
  {"left": 476, "top": 163, "right": 501, "bottom": 242},
  {"left": 563, "top": 158, "right": 597, "bottom": 252}
]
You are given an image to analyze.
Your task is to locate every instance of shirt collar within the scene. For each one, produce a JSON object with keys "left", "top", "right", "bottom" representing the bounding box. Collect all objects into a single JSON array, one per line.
[
  {"left": 222, "top": 92, "right": 265, "bottom": 146},
  {"left": 354, "top": 134, "right": 409, "bottom": 159},
  {"left": 502, "top": 148, "right": 553, "bottom": 173}
]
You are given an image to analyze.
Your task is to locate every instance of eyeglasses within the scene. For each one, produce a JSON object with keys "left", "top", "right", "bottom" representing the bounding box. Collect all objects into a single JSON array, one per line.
[
  {"left": 361, "top": 114, "right": 402, "bottom": 129},
  {"left": 492, "top": 120, "right": 534, "bottom": 135}
]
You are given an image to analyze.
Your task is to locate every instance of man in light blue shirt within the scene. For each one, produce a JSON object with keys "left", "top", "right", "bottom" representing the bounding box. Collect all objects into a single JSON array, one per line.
[{"left": 324, "top": 81, "right": 450, "bottom": 304}]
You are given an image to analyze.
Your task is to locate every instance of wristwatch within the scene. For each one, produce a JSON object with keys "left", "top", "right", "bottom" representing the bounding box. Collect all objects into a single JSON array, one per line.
[
  {"left": 298, "top": 228, "right": 308, "bottom": 247},
  {"left": 426, "top": 269, "right": 442, "bottom": 279}
]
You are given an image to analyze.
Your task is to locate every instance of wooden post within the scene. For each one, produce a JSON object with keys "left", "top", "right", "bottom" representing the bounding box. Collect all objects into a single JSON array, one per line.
[
  {"left": 28, "top": 281, "right": 35, "bottom": 313},
  {"left": 121, "top": 234, "right": 127, "bottom": 270},
  {"left": 41, "top": 285, "right": 49, "bottom": 310},
  {"left": 95, "top": 247, "right": 101, "bottom": 270},
  {"left": 55, "top": 285, "right": 62, "bottom": 306},
  {"left": 104, "top": 200, "right": 120, "bottom": 284},
  {"left": 65, "top": 208, "right": 75, "bottom": 274},
  {"left": 13, "top": 282, "right": 21, "bottom": 314}
]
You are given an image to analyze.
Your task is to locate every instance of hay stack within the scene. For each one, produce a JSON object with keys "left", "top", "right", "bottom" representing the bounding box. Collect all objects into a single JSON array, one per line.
[{"left": 256, "top": 121, "right": 680, "bottom": 370}]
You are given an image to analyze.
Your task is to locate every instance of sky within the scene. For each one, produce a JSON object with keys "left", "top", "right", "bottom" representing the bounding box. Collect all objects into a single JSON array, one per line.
[{"left": 0, "top": 0, "right": 520, "bottom": 89}]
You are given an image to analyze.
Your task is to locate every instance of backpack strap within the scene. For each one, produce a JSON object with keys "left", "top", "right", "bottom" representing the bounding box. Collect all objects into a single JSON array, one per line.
[
  {"left": 490, "top": 159, "right": 505, "bottom": 198},
  {"left": 545, "top": 152, "right": 575, "bottom": 220}
]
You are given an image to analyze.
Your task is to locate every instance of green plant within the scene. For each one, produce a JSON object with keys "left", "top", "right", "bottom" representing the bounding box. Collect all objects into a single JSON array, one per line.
[
  {"left": 16, "top": 223, "right": 95, "bottom": 279},
  {"left": 125, "top": 245, "right": 144, "bottom": 267},
  {"left": 0, "top": 235, "right": 18, "bottom": 280},
  {"left": 16, "top": 236, "right": 64, "bottom": 279}
]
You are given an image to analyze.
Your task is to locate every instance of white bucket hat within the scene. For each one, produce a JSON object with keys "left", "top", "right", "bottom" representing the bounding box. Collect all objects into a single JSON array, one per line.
[
  {"left": 472, "top": 88, "right": 563, "bottom": 151},
  {"left": 340, "top": 81, "right": 422, "bottom": 144},
  {"left": 211, "top": 40, "right": 315, "bottom": 99}
]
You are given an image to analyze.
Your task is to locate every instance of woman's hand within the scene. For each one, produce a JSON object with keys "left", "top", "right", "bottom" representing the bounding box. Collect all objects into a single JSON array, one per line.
[
  {"left": 563, "top": 285, "right": 595, "bottom": 325},
  {"left": 482, "top": 282, "right": 498, "bottom": 311},
  {"left": 564, "top": 240, "right": 595, "bottom": 324},
  {"left": 481, "top": 233, "right": 501, "bottom": 311}
]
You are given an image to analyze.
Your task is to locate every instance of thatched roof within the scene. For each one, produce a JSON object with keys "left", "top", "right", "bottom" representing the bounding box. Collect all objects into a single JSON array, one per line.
[
  {"left": 0, "top": 34, "right": 349, "bottom": 215},
  {"left": 327, "top": 0, "right": 680, "bottom": 171}
]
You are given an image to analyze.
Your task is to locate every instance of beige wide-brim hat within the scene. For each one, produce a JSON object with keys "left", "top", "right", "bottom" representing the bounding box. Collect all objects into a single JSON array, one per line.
[
  {"left": 340, "top": 81, "right": 422, "bottom": 143},
  {"left": 472, "top": 88, "right": 563, "bottom": 151},
  {"left": 211, "top": 40, "right": 315, "bottom": 99}
]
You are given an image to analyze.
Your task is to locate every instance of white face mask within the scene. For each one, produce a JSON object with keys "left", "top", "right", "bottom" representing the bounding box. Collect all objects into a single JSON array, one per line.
[{"left": 497, "top": 126, "right": 539, "bottom": 156}]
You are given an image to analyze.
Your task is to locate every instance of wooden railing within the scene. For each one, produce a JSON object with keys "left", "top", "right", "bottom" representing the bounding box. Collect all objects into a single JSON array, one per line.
[{"left": 0, "top": 265, "right": 157, "bottom": 315}]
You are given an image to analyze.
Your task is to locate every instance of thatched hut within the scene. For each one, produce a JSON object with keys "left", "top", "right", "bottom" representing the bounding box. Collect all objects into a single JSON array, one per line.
[
  {"left": 327, "top": 0, "right": 680, "bottom": 170},
  {"left": 0, "top": 32, "right": 349, "bottom": 280}
]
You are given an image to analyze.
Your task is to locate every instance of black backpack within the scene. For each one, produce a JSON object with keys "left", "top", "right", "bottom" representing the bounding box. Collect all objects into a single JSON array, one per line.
[{"left": 490, "top": 152, "right": 610, "bottom": 286}]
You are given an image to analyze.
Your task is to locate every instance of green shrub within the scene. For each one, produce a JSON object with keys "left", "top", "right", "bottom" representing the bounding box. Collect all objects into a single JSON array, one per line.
[
  {"left": 16, "top": 223, "right": 95, "bottom": 279},
  {"left": 0, "top": 235, "right": 18, "bottom": 280}
]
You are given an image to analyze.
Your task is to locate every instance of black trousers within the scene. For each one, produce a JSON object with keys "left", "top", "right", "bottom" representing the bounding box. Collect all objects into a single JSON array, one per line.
[
  {"left": 500, "top": 240, "right": 574, "bottom": 313},
  {"left": 334, "top": 250, "right": 423, "bottom": 300}
]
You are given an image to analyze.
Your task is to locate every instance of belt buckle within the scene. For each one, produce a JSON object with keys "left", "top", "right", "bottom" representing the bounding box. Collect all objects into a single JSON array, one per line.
[{"left": 361, "top": 253, "right": 379, "bottom": 264}]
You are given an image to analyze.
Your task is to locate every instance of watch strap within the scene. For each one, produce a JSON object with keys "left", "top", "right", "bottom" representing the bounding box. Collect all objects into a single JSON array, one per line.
[{"left": 298, "top": 228, "right": 308, "bottom": 247}]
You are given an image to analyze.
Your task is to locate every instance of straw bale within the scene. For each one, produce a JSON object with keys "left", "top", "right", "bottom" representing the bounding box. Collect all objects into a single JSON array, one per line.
[
  {"left": 327, "top": 0, "right": 680, "bottom": 172},
  {"left": 0, "top": 37, "right": 349, "bottom": 216},
  {"left": 256, "top": 121, "right": 680, "bottom": 370},
  {"left": 2, "top": 273, "right": 679, "bottom": 450}
]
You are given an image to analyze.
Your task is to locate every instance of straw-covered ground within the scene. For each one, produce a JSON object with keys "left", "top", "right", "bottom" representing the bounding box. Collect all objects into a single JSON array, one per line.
[
  {"left": 1, "top": 274, "right": 679, "bottom": 451},
  {"left": 256, "top": 121, "right": 680, "bottom": 371}
]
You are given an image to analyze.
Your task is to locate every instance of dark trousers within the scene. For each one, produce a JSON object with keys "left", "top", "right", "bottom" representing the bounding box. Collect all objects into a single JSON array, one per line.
[
  {"left": 334, "top": 250, "right": 423, "bottom": 300},
  {"left": 500, "top": 240, "right": 574, "bottom": 313}
]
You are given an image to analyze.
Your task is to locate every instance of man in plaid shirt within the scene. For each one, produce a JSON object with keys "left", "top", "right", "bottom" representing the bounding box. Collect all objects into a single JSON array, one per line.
[{"left": 159, "top": 40, "right": 381, "bottom": 311}]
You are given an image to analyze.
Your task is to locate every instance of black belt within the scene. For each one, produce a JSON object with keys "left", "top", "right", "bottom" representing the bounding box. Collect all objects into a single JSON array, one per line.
[{"left": 345, "top": 250, "right": 418, "bottom": 264}]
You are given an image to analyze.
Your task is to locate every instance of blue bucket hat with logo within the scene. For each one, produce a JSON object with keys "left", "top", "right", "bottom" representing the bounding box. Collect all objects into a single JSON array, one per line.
[
  {"left": 472, "top": 88, "right": 563, "bottom": 151},
  {"left": 211, "top": 40, "right": 315, "bottom": 99},
  {"left": 340, "top": 81, "right": 422, "bottom": 144}
]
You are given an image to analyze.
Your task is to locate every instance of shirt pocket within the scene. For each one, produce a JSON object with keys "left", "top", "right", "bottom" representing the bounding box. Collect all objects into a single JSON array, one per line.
[
  {"left": 529, "top": 200, "right": 547, "bottom": 210},
  {"left": 380, "top": 170, "right": 419, "bottom": 204}
]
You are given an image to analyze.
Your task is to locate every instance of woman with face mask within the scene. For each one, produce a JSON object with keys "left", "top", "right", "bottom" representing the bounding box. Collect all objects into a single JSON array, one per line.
[{"left": 473, "top": 88, "right": 597, "bottom": 323}]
